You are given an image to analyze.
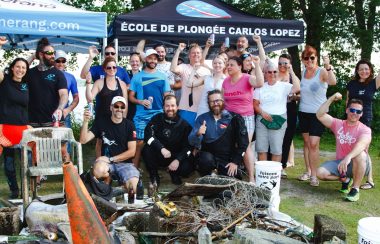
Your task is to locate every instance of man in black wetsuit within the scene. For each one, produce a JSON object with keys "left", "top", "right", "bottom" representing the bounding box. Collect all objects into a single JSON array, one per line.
[
  {"left": 142, "top": 95, "right": 193, "bottom": 186},
  {"left": 188, "top": 89, "right": 249, "bottom": 178}
]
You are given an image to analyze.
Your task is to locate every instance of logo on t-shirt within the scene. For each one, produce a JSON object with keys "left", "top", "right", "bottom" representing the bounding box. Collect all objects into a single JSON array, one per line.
[
  {"left": 102, "top": 132, "right": 118, "bottom": 146},
  {"left": 20, "top": 83, "right": 28, "bottom": 91},
  {"left": 358, "top": 90, "right": 365, "bottom": 95},
  {"left": 220, "top": 123, "right": 227, "bottom": 129},
  {"left": 45, "top": 74, "right": 56, "bottom": 82},
  {"left": 337, "top": 127, "right": 356, "bottom": 145}
]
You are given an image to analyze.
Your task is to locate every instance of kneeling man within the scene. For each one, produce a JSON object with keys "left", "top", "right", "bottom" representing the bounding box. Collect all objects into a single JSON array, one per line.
[
  {"left": 189, "top": 89, "right": 249, "bottom": 178},
  {"left": 80, "top": 96, "right": 139, "bottom": 191},
  {"left": 316, "top": 93, "right": 371, "bottom": 202},
  {"left": 142, "top": 95, "right": 193, "bottom": 186}
]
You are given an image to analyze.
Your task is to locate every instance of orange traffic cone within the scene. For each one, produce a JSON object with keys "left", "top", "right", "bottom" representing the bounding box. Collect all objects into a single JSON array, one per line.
[{"left": 63, "top": 162, "right": 112, "bottom": 244}]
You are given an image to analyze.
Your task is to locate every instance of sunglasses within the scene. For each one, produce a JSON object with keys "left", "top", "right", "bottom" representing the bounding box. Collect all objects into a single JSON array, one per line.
[
  {"left": 43, "top": 50, "right": 55, "bottom": 55},
  {"left": 106, "top": 66, "right": 117, "bottom": 70},
  {"left": 278, "top": 62, "right": 288, "bottom": 66},
  {"left": 113, "top": 104, "right": 125, "bottom": 110},
  {"left": 105, "top": 52, "right": 116, "bottom": 56},
  {"left": 303, "top": 56, "right": 316, "bottom": 61},
  {"left": 55, "top": 59, "right": 66, "bottom": 64},
  {"left": 349, "top": 108, "right": 362, "bottom": 114},
  {"left": 267, "top": 70, "right": 277, "bottom": 74},
  {"left": 209, "top": 99, "right": 223, "bottom": 105}
]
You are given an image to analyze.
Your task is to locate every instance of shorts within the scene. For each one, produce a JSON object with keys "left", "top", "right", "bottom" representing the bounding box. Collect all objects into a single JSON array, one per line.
[
  {"left": 178, "top": 110, "right": 196, "bottom": 127},
  {"left": 242, "top": 115, "right": 255, "bottom": 134},
  {"left": 134, "top": 112, "right": 160, "bottom": 140},
  {"left": 109, "top": 162, "right": 139, "bottom": 184},
  {"left": 298, "top": 111, "right": 325, "bottom": 137},
  {"left": 255, "top": 114, "right": 287, "bottom": 155},
  {"left": 320, "top": 157, "right": 370, "bottom": 178}
]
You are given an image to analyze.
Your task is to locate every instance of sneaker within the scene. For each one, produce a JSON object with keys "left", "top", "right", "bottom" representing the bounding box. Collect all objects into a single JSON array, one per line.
[
  {"left": 298, "top": 172, "right": 310, "bottom": 181},
  {"left": 281, "top": 169, "right": 288, "bottom": 179},
  {"left": 310, "top": 176, "right": 319, "bottom": 187},
  {"left": 345, "top": 188, "right": 360, "bottom": 202},
  {"left": 40, "top": 175, "right": 48, "bottom": 181},
  {"left": 339, "top": 178, "right": 353, "bottom": 194}
]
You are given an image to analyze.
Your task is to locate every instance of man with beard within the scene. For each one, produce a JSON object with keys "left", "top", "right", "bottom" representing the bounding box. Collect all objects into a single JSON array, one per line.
[
  {"left": 142, "top": 95, "right": 193, "bottom": 186},
  {"left": 129, "top": 49, "right": 171, "bottom": 167},
  {"left": 80, "top": 96, "right": 139, "bottom": 191},
  {"left": 26, "top": 38, "right": 68, "bottom": 127},
  {"left": 171, "top": 43, "right": 211, "bottom": 127},
  {"left": 236, "top": 36, "right": 250, "bottom": 56},
  {"left": 189, "top": 89, "right": 249, "bottom": 178}
]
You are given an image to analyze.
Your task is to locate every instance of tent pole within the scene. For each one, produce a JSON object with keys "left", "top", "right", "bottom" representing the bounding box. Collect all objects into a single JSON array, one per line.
[
  {"left": 115, "top": 38, "right": 119, "bottom": 61},
  {"left": 102, "top": 37, "right": 107, "bottom": 59}
]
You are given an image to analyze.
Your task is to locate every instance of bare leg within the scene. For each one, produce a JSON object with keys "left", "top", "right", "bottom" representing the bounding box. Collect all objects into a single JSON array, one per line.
[
  {"left": 124, "top": 177, "right": 139, "bottom": 192},
  {"left": 365, "top": 155, "right": 374, "bottom": 184},
  {"left": 308, "top": 136, "right": 321, "bottom": 178},
  {"left": 132, "top": 140, "right": 144, "bottom": 168},
  {"left": 302, "top": 133, "right": 311, "bottom": 175},
  {"left": 258, "top": 152, "right": 267, "bottom": 161},
  {"left": 287, "top": 141, "right": 295, "bottom": 167},
  {"left": 95, "top": 139, "right": 102, "bottom": 158},
  {"left": 317, "top": 166, "right": 339, "bottom": 181},
  {"left": 352, "top": 152, "right": 367, "bottom": 189},
  {"left": 244, "top": 132, "right": 255, "bottom": 182},
  {"left": 272, "top": 154, "right": 281, "bottom": 162}
]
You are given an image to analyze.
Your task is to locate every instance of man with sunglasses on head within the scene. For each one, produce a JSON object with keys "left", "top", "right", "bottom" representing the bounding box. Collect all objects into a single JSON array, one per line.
[
  {"left": 80, "top": 96, "right": 139, "bottom": 192},
  {"left": 189, "top": 89, "right": 249, "bottom": 178},
  {"left": 80, "top": 44, "right": 130, "bottom": 85},
  {"left": 316, "top": 93, "right": 371, "bottom": 202},
  {"left": 54, "top": 50, "right": 79, "bottom": 130},
  {"left": 26, "top": 38, "right": 68, "bottom": 128}
]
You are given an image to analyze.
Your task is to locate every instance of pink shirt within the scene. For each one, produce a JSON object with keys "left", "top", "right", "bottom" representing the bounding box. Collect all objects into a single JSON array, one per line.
[
  {"left": 330, "top": 118, "right": 371, "bottom": 160},
  {"left": 222, "top": 74, "right": 254, "bottom": 116}
]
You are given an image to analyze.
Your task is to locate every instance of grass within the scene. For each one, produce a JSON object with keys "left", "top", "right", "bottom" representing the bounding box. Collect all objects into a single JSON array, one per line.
[{"left": 0, "top": 132, "right": 379, "bottom": 243}]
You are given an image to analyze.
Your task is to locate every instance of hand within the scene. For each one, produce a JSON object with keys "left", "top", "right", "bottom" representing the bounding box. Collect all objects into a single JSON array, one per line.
[
  {"left": 252, "top": 35, "right": 261, "bottom": 43},
  {"left": 205, "top": 38, "right": 213, "bottom": 48},
  {"left": 333, "top": 92, "right": 342, "bottom": 101},
  {"left": 53, "top": 109, "right": 63, "bottom": 121},
  {"left": 62, "top": 108, "right": 70, "bottom": 119},
  {"left": 288, "top": 63, "right": 294, "bottom": 73},
  {"left": 0, "top": 36, "right": 7, "bottom": 47},
  {"left": 83, "top": 109, "right": 92, "bottom": 122},
  {"left": 178, "top": 43, "right": 186, "bottom": 52},
  {"left": 261, "top": 111, "right": 272, "bottom": 122},
  {"left": 197, "top": 120, "right": 207, "bottom": 136},
  {"left": 251, "top": 55, "right": 260, "bottom": 64},
  {"left": 338, "top": 157, "right": 351, "bottom": 175},
  {"left": 140, "top": 99, "right": 151, "bottom": 108},
  {"left": 88, "top": 45, "right": 99, "bottom": 59},
  {"left": 322, "top": 54, "right": 330, "bottom": 67},
  {"left": 225, "top": 163, "right": 238, "bottom": 176},
  {"left": 161, "top": 148, "right": 172, "bottom": 158},
  {"left": 168, "top": 159, "right": 179, "bottom": 171}
]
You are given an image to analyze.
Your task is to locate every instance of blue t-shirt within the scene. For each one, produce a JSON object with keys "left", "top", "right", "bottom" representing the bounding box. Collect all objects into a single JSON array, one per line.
[
  {"left": 63, "top": 71, "right": 78, "bottom": 109},
  {"left": 130, "top": 70, "right": 170, "bottom": 117},
  {"left": 90, "top": 65, "right": 130, "bottom": 84}
]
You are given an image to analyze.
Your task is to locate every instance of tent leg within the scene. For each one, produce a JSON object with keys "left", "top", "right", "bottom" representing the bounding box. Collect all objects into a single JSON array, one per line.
[{"left": 114, "top": 38, "right": 119, "bottom": 61}]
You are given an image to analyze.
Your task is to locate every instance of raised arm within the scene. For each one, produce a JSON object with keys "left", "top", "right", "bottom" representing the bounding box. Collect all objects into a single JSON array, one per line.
[
  {"left": 316, "top": 92, "right": 342, "bottom": 128},
  {"left": 320, "top": 55, "right": 336, "bottom": 85},
  {"left": 202, "top": 38, "right": 213, "bottom": 63},
  {"left": 252, "top": 35, "right": 266, "bottom": 70},
  {"left": 0, "top": 36, "right": 7, "bottom": 83},
  {"left": 375, "top": 71, "right": 380, "bottom": 89},
  {"left": 289, "top": 64, "right": 300, "bottom": 94},
  {"left": 249, "top": 56, "right": 264, "bottom": 88},
  {"left": 80, "top": 46, "right": 99, "bottom": 79},
  {"left": 79, "top": 110, "right": 95, "bottom": 144},
  {"left": 135, "top": 39, "right": 146, "bottom": 62},
  {"left": 86, "top": 78, "right": 102, "bottom": 103},
  {"left": 171, "top": 43, "right": 186, "bottom": 75}
]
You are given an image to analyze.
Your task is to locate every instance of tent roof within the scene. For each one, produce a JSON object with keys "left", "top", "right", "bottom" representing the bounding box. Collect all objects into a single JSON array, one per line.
[
  {"left": 0, "top": 0, "right": 107, "bottom": 53},
  {"left": 109, "top": 0, "right": 304, "bottom": 55}
]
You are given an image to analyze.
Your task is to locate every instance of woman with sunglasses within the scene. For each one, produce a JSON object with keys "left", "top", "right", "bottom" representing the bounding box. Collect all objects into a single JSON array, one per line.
[
  {"left": 222, "top": 56, "right": 264, "bottom": 182},
  {"left": 253, "top": 62, "right": 300, "bottom": 164},
  {"left": 86, "top": 57, "right": 129, "bottom": 121},
  {"left": 0, "top": 36, "right": 32, "bottom": 198},
  {"left": 346, "top": 59, "right": 380, "bottom": 190},
  {"left": 298, "top": 45, "right": 336, "bottom": 186},
  {"left": 278, "top": 53, "right": 301, "bottom": 176}
]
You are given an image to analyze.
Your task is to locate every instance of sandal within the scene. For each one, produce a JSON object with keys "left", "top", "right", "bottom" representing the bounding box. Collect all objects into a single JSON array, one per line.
[
  {"left": 360, "top": 181, "right": 375, "bottom": 190},
  {"left": 298, "top": 172, "right": 310, "bottom": 181},
  {"left": 310, "top": 176, "right": 319, "bottom": 187}
]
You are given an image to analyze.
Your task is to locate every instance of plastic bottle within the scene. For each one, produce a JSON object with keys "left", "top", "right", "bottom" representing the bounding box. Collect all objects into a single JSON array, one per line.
[
  {"left": 224, "top": 37, "right": 230, "bottom": 48},
  {"left": 148, "top": 96, "right": 153, "bottom": 109},
  {"left": 210, "top": 34, "right": 215, "bottom": 45},
  {"left": 198, "top": 218, "right": 212, "bottom": 244},
  {"left": 136, "top": 176, "right": 144, "bottom": 200}
]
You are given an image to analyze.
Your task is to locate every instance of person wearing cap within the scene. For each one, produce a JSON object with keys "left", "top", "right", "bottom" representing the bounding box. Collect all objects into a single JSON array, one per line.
[
  {"left": 80, "top": 96, "right": 139, "bottom": 191},
  {"left": 54, "top": 50, "right": 79, "bottom": 131},
  {"left": 129, "top": 49, "right": 171, "bottom": 167},
  {"left": 80, "top": 44, "right": 130, "bottom": 85}
]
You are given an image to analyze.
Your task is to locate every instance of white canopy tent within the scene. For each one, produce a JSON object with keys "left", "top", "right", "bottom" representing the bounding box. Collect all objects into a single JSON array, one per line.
[{"left": 0, "top": 0, "right": 107, "bottom": 53}]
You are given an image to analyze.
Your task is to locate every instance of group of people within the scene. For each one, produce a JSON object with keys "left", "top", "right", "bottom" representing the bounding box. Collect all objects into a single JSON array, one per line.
[{"left": 0, "top": 34, "right": 378, "bottom": 202}]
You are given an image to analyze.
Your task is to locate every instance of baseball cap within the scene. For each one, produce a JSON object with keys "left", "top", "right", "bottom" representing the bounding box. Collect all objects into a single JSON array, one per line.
[
  {"left": 55, "top": 50, "right": 67, "bottom": 61},
  {"left": 145, "top": 49, "right": 159, "bottom": 58},
  {"left": 111, "top": 96, "right": 126, "bottom": 105}
]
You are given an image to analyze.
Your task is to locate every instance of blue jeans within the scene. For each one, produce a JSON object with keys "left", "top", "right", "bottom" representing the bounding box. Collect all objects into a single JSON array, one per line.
[
  {"left": 64, "top": 114, "right": 72, "bottom": 154},
  {"left": 3, "top": 147, "right": 19, "bottom": 193}
]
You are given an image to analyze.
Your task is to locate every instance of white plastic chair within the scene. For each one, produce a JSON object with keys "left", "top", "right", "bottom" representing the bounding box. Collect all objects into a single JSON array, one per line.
[{"left": 20, "top": 127, "right": 83, "bottom": 208}]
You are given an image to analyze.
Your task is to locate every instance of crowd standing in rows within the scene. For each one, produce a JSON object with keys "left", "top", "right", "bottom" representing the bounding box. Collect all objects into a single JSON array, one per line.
[{"left": 0, "top": 34, "right": 377, "bottom": 202}]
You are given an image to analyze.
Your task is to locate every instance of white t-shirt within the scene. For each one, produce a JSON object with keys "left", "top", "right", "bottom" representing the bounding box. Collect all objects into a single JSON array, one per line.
[
  {"left": 253, "top": 81, "right": 292, "bottom": 115},
  {"left": 156, "top": 62, "right": 175, "bottom": 85},
  {"left": 197, "top": 74, "right": 226, "bottom": 117}
]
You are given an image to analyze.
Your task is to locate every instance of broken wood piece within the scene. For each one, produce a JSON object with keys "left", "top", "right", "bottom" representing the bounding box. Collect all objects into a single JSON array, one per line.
[{"left": 212, "top": 209, "right": 254, "bottom": 240}]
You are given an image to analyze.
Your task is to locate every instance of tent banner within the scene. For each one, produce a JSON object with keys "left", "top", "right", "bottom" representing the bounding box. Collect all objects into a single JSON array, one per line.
[{"left": 0, "top": 8, "right": 107, "bottom": 37}]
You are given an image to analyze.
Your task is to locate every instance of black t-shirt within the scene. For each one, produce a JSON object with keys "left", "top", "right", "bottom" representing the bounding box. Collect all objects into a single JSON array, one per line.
[
  {"left": 90, "top": 117, "right": 136, "bottom": 162},
  {"left": 95, "top": 78, "right": 123, "bottom": 120},
  {"left": 347, "top": 79, "right": 377, "bottom": 124},
  {"left": 0, "top": 75, "right": 29, "bottom": 125},
  {"left": 26, "top": 67, "right": 67, "bottom": 124}
]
